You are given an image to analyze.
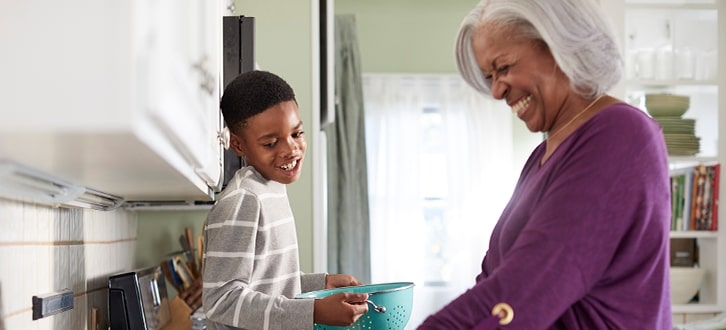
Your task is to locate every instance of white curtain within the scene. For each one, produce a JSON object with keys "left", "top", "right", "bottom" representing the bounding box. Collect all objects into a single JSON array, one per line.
[{"left": 363, "top": 73, "right": 516, "bottom": 328}]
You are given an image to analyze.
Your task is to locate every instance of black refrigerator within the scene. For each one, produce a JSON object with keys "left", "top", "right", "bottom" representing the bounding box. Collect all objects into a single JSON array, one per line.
[{"left": 221, "top": 16, "right": 255, "bottom": 188}]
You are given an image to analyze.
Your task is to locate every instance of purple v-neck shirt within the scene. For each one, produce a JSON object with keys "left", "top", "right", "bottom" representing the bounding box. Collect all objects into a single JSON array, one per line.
[{"left": 419, "top": 103, "right": 672, "bottom": 329}]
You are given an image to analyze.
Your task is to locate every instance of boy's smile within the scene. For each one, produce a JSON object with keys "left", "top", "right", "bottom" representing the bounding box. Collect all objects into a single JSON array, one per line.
[{"left": 230, "top": 100, "right": 306, "bottom": 184}]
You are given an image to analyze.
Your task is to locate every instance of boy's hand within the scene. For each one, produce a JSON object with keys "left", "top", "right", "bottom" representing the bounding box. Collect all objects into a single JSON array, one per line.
[
  {"left": 325, "top": 274, "right": 363, "bottom": 289},
  {"left": 313, "top": 292, "right": 369, "bottom": 326}
]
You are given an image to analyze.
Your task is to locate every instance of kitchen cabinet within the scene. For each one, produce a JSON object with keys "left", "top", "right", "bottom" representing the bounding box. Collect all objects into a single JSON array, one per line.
[
  {"left": 603, "top": 0, "right": 725, "bottom": 315},
  {"left": 0, "top": 0, "right": 224, "bottom": 201}
]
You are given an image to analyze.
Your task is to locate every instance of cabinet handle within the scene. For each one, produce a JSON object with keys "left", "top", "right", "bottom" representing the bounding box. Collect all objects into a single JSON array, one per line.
[
  {"left": 192, "top": 55, "right": 216, "bottom": 96},
  {"left": 218, "top": 127, "right": 230, "bottom": 150},
  {"left": 200, "top": 72, "right": 215, "bottom": 95},
  {"left": 192, "top": 54, "right": 208, "bottom": 73},
  {"left": 226, "top": 2, "right": 236, "bottom": 14}
]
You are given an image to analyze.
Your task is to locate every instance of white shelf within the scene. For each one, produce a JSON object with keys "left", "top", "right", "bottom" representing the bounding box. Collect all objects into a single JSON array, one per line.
[
  {"left": 626, "top": 3, "right": 717, "bottom": 10},
  {"left": 672, "top": 304, "right": 722, "bottom": 314},
  {"left": 604, "top": 0, "right": 725, "bottom": 317},
  {"left": 626, "top": 79, "right": 719, "bottom": 86},
  {"left": 670, "top": 231, "right": 719, "bottom": 239}
]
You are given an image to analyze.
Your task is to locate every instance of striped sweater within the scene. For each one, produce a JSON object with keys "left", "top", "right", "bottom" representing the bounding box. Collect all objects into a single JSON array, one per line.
[{"left": 202, "top": 166, "right": 326, "bottom": 330}]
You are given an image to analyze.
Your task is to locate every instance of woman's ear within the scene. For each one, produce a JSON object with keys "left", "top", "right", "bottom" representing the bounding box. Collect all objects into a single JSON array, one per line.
[{"left": 229, "top": 132, "right": 246, "bottom": 158}]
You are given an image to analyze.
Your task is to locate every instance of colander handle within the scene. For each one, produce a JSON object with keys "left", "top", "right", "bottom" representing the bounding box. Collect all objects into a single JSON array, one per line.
[{"left": 365, "top": 299, "right": 386, "bottom": 313}]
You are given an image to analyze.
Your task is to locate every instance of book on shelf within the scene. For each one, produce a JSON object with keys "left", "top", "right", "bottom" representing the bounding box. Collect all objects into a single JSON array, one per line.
[{"left": 669, "top": 162, "right": 720, "bottom": 232}]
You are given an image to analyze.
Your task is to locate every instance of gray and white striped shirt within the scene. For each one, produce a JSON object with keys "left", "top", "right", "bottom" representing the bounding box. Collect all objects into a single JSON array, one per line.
[{"left": 203, "top": 166, "right": 325, "bottom": 330}]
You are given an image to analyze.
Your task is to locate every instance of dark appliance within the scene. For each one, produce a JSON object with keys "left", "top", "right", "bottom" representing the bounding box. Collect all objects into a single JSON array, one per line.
[
  {"left": 108, "top": 266, "right": 171, "bottom": 330},
  {"left": 221, "top": 15, "right": 256, "bottom": 188}
]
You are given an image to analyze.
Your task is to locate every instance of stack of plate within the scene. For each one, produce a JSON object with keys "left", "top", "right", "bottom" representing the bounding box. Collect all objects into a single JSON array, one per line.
[{"left": 645, "top": 93, "right": 699, "bottom": 156}]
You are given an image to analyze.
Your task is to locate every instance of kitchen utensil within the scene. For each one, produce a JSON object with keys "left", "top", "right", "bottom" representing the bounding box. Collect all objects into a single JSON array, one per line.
[
  {"left": 178, "top": 235, "right": 193, "bottom": 262},
  {"left": 295, "top": 282, "right": 414, "bottom": 330},
  {"left": 185, "top": 227, "right": 198, "bottom": 276},
  {"left": 172, "top": 256, "right": 194, "bottom": 289},
  {"left": 197, "top": 235, "right": 204, "bottom": 271}
]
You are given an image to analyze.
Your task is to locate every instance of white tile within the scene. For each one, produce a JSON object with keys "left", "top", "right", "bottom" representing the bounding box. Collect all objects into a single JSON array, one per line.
[
  {"left": 4, "top": 312, "right": 28, "bottom": 330},
  {"left": 0, "top": 247, "right": 11, "bottom": 295},
  {"left": 36, "top": 210, "right": 52, "bottom": 243},
  {"left": 74, "top": 294, "right": 87, "bottom": 330},
  {"left": 36, "top": 245, "right": 53, "bottom": 295},
  {"left": 84, "top": 246, "right": 97, "bottom": 280},
  {"left": 59, "top": 208, "right": 71, "bottom": 242},
  {"left": 54, "top": 307, "right": 72, "bottom": 330},
  {"left": 30, "top": 312, "right": 51, "bottom": 330},
  {"left": 82, "top": 211, "right": 96, "bottom": 243},
  {"left": 22, "top": 207, "right": 37, "bottom": 242},
  {"left": 54, "top": 245, "right": 70, "bottom": 290},
  {"left": 0, "top": 200, "right": 23, "bottom": 242},
  {"left": 4, "top": 246, "right": 23, "bottom": 316},
  {"left": 69, "top": 210, "right": 82, "bottom": 242},
  {"left": 1, "top": 203, "right": 141, "bottom": 330},
  {"left": 0, "top": 248, "right": 11, "bottom": 319},
  {"left": 69, "top": 245, "right": 85, "bottom": 294},
  {"left": 24, "top": 246, "right": 39, "bottom": 309},
  {"left": 52, "top": 209, "right": 63, "bottom": 242}
]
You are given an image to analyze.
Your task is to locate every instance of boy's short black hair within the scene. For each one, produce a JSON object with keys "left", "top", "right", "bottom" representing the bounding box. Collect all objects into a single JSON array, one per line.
[{"left": 220, "top": 70, "right": 296, "bottom": 133}]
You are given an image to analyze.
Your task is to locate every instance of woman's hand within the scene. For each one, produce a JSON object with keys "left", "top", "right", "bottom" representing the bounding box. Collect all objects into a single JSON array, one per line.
[
  {"left": 325, "top": 274, "right": 363, "bottom": 289},
  {"left": 313, "top": 292, "right": 369, "bottom": 326}
]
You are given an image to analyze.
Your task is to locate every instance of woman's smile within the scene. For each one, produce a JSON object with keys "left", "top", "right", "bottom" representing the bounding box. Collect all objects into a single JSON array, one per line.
[{"left": 510, "top": 95, "right": 532, "bottom": 118}]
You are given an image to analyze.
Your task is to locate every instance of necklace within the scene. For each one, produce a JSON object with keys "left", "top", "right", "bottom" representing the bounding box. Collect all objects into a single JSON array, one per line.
[{"left": 546, "top": 95, "right": 605, "bottom": 141}]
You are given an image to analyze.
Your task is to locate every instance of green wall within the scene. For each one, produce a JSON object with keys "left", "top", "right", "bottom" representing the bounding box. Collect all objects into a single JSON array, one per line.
[
  {"left": 335, "top": 0, "right": 478, "bottom": 73},
  {"left": 134, "top": 210, "right": 209, "bottom": 297},
  {"left": 231, "top": 0, "right": 317, "bottom": 273}
]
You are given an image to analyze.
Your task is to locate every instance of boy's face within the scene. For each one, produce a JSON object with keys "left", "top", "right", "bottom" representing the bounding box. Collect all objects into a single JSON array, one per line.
[{"left": 230, "top": 100, "right": 306, "bottom": 184}]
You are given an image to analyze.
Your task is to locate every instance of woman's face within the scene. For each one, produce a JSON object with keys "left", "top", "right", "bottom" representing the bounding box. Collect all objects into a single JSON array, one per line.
[
  {"left": 230, "top": 100, "right": 306, "bottom": 184},
  {"left": 471, "top": 22, "right": 572, "bottom": 133}
]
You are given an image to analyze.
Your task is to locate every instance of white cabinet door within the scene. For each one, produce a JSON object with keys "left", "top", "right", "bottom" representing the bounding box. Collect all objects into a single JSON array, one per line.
[
  {"left": 0, "top": 0, "right": 223, "bottom": 201},
  {"left": 141, "top": 0, "right": 223, "bottom": 190}
]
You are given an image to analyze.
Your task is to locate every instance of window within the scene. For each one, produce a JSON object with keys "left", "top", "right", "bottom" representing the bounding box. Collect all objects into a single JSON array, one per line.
[{"left": 363, "top": 73, "right": 517, "bottom": 328}]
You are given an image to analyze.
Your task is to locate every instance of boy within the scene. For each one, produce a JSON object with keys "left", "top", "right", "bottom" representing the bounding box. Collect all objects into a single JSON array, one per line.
[{"left": 203, "top": 70, "right": 368, "bottom": 330}]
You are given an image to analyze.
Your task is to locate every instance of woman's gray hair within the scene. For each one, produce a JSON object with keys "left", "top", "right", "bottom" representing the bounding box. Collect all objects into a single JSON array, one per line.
[{"left": 456, "top": 0, "right": 623, "bottom": 98}]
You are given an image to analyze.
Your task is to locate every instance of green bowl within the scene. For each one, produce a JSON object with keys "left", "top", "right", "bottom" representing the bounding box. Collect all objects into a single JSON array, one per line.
[{"left": 295, "top": 282, "right": 415, "bottom": 330}]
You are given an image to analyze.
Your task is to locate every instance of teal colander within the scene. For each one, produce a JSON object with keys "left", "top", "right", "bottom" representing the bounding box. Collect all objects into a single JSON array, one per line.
[{"left": 295, "top": 282, "right": 415, "bottom": 330}]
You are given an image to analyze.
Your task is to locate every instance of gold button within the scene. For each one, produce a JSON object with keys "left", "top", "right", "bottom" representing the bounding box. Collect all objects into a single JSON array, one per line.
[{"left": 492, "top": 302, "right": 514, "bottom": 325}]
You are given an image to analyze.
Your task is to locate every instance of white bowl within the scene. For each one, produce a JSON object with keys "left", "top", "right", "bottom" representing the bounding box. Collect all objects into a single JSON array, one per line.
[{"left": 670, "top": 267, "right": 705, "bottom": 304}]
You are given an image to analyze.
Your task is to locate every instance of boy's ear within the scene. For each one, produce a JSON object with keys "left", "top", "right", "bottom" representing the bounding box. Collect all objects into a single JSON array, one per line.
[{"left": 229, "top": 132, "right": 246, "bottom": 158}]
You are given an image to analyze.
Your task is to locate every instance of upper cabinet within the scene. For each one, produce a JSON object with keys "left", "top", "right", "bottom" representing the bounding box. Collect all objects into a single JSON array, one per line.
[{"left": 0, "top": 0, "right": 224, "bottom": 202}]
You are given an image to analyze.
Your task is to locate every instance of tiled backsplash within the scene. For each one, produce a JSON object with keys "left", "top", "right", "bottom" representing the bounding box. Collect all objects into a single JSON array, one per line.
[{"left": 0, "top": 197, "right": 136, "bottom": 329}]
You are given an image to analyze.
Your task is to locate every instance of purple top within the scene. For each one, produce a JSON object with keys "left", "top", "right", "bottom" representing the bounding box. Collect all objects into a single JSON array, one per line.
[{"left": 418, "top": 103, "right": 672, "bottom": 329}]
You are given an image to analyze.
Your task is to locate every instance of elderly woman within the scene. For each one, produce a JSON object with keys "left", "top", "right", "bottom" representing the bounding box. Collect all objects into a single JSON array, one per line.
[{"left": 418, "top": 0, "right": 671, "bottom": 329}]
